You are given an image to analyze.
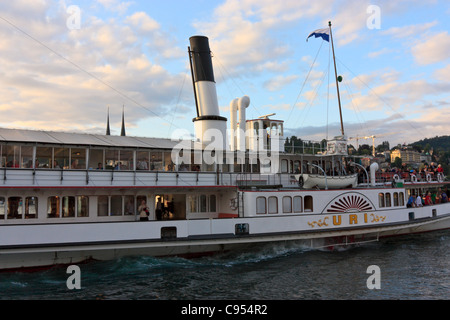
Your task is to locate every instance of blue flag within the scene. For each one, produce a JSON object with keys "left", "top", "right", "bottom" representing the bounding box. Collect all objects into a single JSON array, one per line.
[{"left": 307, "top": 28, "right": 330, "bottom": 42}]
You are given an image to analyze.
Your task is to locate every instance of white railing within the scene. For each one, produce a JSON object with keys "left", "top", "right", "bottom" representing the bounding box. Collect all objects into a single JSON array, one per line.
[{"left": 0, "top": 168, "right": 300, "bottom": 188}]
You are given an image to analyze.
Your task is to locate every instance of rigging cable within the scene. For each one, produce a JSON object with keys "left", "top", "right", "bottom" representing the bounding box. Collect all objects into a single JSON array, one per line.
[
  {"left": 212, "top": 53, "right": 261, "bottom": 115},
  {"left": 286, "top": 39, "right": 324, "bottom": 127},
  {"left": 336, "top": 57, "right": 422, "bottom": 135}
]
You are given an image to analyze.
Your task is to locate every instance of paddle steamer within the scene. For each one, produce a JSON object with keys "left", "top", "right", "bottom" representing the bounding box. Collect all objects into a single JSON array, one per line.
[{"left": 1, "top": 29, "right": 449, "bottom": 271}]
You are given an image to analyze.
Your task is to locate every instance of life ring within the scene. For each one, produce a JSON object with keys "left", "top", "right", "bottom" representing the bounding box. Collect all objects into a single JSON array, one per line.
[
  {"left": 298, "top": 176, "right": 304, "bottom": 188},
  {"left": 426, "top": 174, "right": 432, "bottom": 183},
  {"left": 393, "top": 174, "right": 400, "bottom": 182},
  {"left": 437, "top": 173, "right": 444, "bottom": 182},
  {"left": 411, "top": 174, "right": 417, "bottom": 183}
]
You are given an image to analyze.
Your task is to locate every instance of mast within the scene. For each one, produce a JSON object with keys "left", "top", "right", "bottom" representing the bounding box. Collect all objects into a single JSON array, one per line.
[{"left": 329, "top": 21, "right": 345, "bottom": 136}]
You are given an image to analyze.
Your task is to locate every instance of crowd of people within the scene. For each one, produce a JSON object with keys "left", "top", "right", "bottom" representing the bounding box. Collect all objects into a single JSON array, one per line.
[
  {"left": 407, "top": 188, "right": 449, "bottom": 208},
  {"left": 388, "top": 162, "right": 445, "bottom": 181}
]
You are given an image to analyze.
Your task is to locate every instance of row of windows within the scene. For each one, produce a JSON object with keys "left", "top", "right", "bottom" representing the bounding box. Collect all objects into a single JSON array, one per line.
[
  {"left": 187, "top": 194, "right": 216, "bottom": 213},
  {"left": 379, "top": 192, "right": 405, "bottom": 208},
  {"left": 0, "top": 144, "right": 273, "bottom": 174},
  {"left": 0, "top": 144, "right": 188, "bottom": 171},
  {"left": 0, "top": 144, "right": 263, "bottom": 173},
  {"left": 256, "top": 195, "right": 313, "bottom": 214},
  {"left": 0, "top": 197, "right": 38, "bottom": 219},
  {"left": 0, "top": 195, "right": 149, "bottom": 219},
  {"left": 0, "top": 194, "right": 220, "bottom": 220}
]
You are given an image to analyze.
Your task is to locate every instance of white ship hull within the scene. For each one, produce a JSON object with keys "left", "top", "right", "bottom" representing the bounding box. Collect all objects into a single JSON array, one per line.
[{"left": 2, "top": 201, "right": 449, "bottom": 271}]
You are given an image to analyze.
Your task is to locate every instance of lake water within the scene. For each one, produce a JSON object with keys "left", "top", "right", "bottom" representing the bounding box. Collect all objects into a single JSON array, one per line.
[{"left": 1, "top": 230, "right": 449, "bottom": 303}]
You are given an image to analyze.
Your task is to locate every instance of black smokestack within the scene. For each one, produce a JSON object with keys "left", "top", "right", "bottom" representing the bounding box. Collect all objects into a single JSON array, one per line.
[{"left": 189, "top": 35, "right": 215, "bottom": 83}]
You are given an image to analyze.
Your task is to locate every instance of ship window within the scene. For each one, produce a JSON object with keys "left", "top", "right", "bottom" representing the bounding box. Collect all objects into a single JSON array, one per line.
[
  {"left": 21, "top": 146, "right": 33, "bottom": 168},
  {"left": 378, "top": 193, "right": 385, "bottom": 208},
  {"left": 36, "top": 147, "right": 52, "bottom": 168},
  {"left": 7, "top": 197, "right": 22, "bottom": 219},
  {"left": 385, "top": 193, "right": 391, "bottom": 207},
  {"left": 47, "top": 196, "right": 60, "bottom": 218},
  {"left": 0, "top": 197, "right": 5, "bottom": 219},
  {"left": 281, "top": 159, "right": 288, "bottom": 173},
  {"left": 77, "top": 196, "right": 89, "bottom": 217},
  {"left": 282, "top": 196, "right": 292, "bottom": 213},
  {"left": 165, "top": 151, "right": 175, "bottom": 171},
  {"left": 105, "top": 149, "right": 119, "bottom": 170},
  {"left": 119, "top": 150, "right": 134, "bottom": 170},
  {"left": 393, "top": 192, "right": 399, "bottom": 206},
  {"left": 25, "top": 196, "right": 38, "bottom": 219},
  {"left": 137, "top": 151, "right": 150, "bottom": 170},
  {"left": 110, "top": 195, "right": 123, "bottom": 216},
  {"left": 54, "top": 147, "right": 70, "bottom": 169},
  {"left": 3, "top": 145, "right": 20, "bottom": 168},
  {"left": 150, "top": 151, "right": 163, "bottom": 171},
  {"left": 62, "top": 196, "right": 75, "bottom": 217},
  {"left": 188, "top": 195, "right": 197, "bottom": 213},
  {"left": 124, "top": 195, "right": 135, "bottom": 215},
  {"left": 256, "top": 197, "right": 266, "bottom": 214},
  {"left": 70, "top": 148, "right": 86, "bottom": 169},
  {"left": 97, "top": 196, "right": 108, "bottom": 216},
  {"left": 89, "top": 149, "right": 104, "bottom": 170},
  {"left": 399, "top": 192, "right": 405, "bottom": 206},
  {"left": 304, "top": 196, "right": 313, "bottom": 212},
  {"left": 187, "top": 194, "right": 217, "bottom": 213},
  {"left": 293, "top": 196, "right": 303, "bottom": 213},
  {"left": 268, "top": 196, "right": 278, "bottom": 214},
  {"left": 199, "top": 195, "right": 207, "bottom": 212}
]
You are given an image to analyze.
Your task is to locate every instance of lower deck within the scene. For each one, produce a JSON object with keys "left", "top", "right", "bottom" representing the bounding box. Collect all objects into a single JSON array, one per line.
[{"left": 0, "top": 186, "right": 237, "bottom": 224}]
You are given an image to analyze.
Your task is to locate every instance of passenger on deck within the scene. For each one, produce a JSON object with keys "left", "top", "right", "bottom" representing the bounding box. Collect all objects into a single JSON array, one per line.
[
  {"left": 407, "top": 195, "right": 416, "bottom": 208},
  {"left": 441, "top": 191, "right": 448, "bottom": 203},
  {"left": 155, "top": 198, "right": 164, "bottom": 220},
  {"left": 71, "top": 159, "right": 79, "bottom": 169},
  {"left": 424, "top": 192, "right": 433, "bottom": 206},
  {"left": 415, "top": 194, "right": 423, "bottom": 207},
  {"left": 138, "top": 200, "right": 149, "bottom": 221}
]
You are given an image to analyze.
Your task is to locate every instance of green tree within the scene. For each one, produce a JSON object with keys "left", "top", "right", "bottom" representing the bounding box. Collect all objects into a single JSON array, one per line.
[{"left": 393, "top": 156, "right": 402, "bottom": 168}]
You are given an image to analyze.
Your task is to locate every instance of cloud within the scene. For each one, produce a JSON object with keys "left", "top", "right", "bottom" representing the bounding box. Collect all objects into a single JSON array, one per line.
[
  {"left": 382, "top": 21, "right": 438, "bottom": 39},
  {"left": 193, "top": 0, "right": 335, "bottom": 77},
  {"left": 411, "top": 31, "right": 450, "bottom": 65},
  {"left": 368, "top": 48, "right": 394, "bottom": 58},
  {"left": 434, "top": 64, "right": 450, "bottom": 82},
  {"left": 95, "top": 0, "right": 133, "bottom": 15},
  {"left": 125, "top": 11, "right": 160, "bottom": 32},
  {"left": 263, "top": 75, "right": 299, "bottom": 92},
  {"left": 0, "top": 1, "right": 189, "bottom": 135}
]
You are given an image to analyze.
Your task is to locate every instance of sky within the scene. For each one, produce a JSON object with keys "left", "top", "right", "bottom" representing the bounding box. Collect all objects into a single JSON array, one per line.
[{"left": 0, "top": 0, "right": 449, "bottom": 148}]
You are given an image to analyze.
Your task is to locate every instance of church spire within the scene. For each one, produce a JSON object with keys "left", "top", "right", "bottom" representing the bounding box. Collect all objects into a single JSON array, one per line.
[
  {"left": 120, "top": 105, "right": 126, "bottom": 136},
  {"left": 106, "top": 106, "right": 111, "bottom": 135}
]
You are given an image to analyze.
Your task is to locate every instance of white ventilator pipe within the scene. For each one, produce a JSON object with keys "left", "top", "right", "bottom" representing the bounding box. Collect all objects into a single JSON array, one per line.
[
  {"left": 370, "top": 162, "right": 379, "bottom": 186},
  {"left": 229, "top": 98, "right": 238, "bottom": 151},
  {"left": 237, "top": 95, "right": 250, "bottom": 151}
]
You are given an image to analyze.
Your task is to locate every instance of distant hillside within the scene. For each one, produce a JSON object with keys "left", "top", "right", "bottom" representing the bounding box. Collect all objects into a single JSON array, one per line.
[{"left": 411, "top": 135, "right": 450, "bottom": 152}]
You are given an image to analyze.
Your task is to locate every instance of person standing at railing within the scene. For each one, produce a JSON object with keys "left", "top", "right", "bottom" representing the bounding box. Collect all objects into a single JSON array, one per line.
[
  {"left": 415, "top": 194, "right": 423, "bottom": 207},
  {"left": 424, "top": 192, "right": 432, "bottom": 206},
  {"left": 407, "top": 194, "right": 416, "bottom": 208}
]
